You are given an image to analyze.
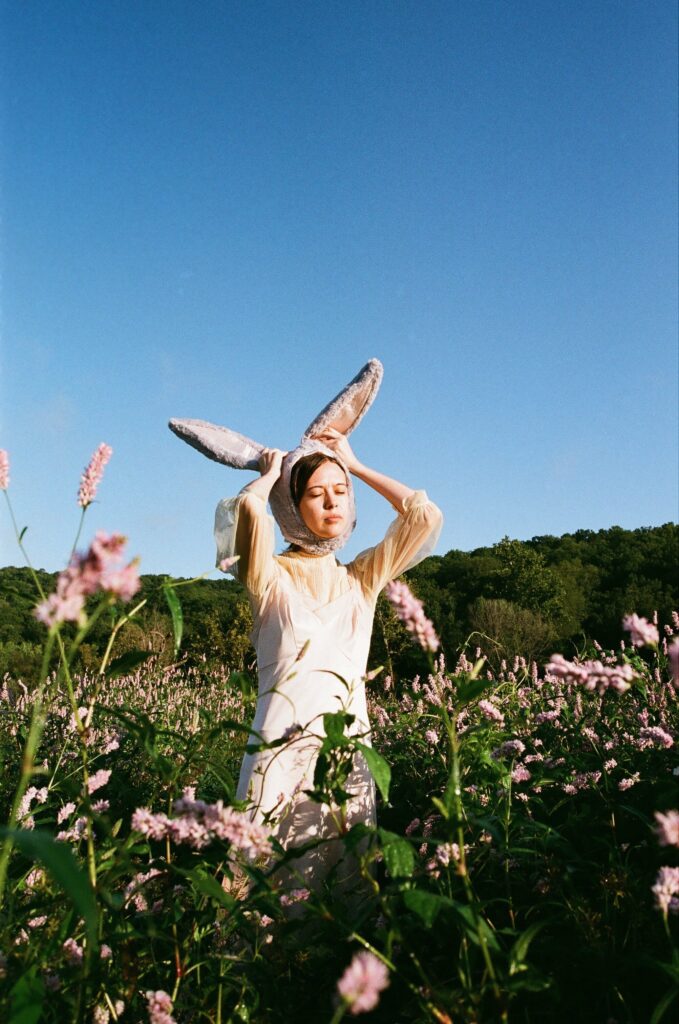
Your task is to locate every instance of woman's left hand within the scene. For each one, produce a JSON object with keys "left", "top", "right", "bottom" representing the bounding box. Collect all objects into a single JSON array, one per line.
[{"left": 312, "top": 427, "right": 360, "bottom": 472}]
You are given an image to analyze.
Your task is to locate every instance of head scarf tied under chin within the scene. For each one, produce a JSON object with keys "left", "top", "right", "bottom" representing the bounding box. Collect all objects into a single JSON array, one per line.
[{"left": 268, "top": 439, "right": 356, "bottom": 555}]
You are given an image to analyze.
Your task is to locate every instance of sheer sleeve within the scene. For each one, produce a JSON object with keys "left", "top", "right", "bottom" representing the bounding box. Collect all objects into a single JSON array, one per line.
[
  {"left": 348, "top": 490, "right": 443, "bottom": 600},
  {"left": 214, "top": 492, "right": 277, "bottom": 598}
]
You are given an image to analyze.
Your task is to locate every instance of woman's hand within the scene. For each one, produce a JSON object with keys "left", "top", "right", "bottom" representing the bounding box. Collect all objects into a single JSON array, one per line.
[
  {"left": 258, "top": 447, "right": 287, "bottom": 480},
  {"left": 241, "top": 447, "right": 287, "bottom": 502},
  {"left": 312, "top": 427, "right": 361, "bottom": 473}
]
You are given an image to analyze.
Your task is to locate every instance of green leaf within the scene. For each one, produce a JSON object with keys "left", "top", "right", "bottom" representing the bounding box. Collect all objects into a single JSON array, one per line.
[
  {"left": 163, "top": 584, "right": 183, "bottom": 658},
  {"left": 355, "top": 742, "right": 391, "bottom": 802},
  {"left": 19, "top": 526, "right": 28, "bottom": 543},
  {"left": 186, "top": 867, "right": 237, "bottom": 909},
  {"left": 9, "top": 966, "right": 44, "bottom": 1024},
  {"left": 378, "top": 828, "right": 415, "bottom": 878},
  {"left": 403, "top": 888, "right": 452, "bottom": 926},
  {"left": 105, "top": 649, "right": 156, "bottom": 678},
  {"left": 323, "top": 711, "right": 352, "bottom": 745},
  {"left": 451, "top": 902, "right": 501, "bottom": 952},
  {"left": 650, "top": 987, "right": 679, "bottom": 1024},
  {"left": 0, "top": 828, "right": 98, "bottom": 946},
  {"left": 510, "top": 921, "right": 546, "bottom": 973},
  {"left": 456, "top": 676, "right": 492, "bottom": 705}
]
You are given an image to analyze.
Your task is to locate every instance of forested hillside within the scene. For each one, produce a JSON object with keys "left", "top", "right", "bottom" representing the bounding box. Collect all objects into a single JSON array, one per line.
[{"left": 1, "top": 522, "right": 677, "bottom": 683}]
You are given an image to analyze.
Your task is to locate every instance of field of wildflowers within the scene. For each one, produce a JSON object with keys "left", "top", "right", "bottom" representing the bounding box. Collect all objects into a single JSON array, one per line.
[{"left": 1, "top": 445, "right": 678, "bottom": 1023}]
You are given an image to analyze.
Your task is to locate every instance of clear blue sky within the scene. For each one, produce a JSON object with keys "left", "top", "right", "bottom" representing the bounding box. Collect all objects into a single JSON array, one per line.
[{"left": 1, "top": 1, "right": 677, "bottom": 578}]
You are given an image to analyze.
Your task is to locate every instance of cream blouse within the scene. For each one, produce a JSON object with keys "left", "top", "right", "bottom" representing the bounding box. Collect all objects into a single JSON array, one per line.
[{"left": 215, "top": 489, "right": 443, "bottom": 606}]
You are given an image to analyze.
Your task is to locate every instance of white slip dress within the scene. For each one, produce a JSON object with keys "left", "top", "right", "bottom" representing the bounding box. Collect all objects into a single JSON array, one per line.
[{"left": 215, "top": 489, "right": 443, "bottom": 889}]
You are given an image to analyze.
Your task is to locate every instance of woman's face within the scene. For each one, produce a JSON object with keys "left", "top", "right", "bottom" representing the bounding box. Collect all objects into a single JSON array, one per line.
[{"left": 298, "top": 461, "right": 350, "bottom": 540}]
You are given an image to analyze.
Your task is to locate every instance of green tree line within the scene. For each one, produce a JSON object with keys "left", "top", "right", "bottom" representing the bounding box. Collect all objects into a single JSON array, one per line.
[{"left": 1, "top": 522, "right": 677, "bottom": 684}]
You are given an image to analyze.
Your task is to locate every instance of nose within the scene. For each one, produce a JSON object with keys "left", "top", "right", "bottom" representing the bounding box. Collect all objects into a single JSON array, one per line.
[{"left": 323, "top": 490, "right": 337, "bottom": 509}]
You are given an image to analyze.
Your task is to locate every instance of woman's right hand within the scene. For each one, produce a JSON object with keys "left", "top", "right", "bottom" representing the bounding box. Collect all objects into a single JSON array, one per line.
[{"left": 258, "top": 447, "right": 287, "bottom": 480}]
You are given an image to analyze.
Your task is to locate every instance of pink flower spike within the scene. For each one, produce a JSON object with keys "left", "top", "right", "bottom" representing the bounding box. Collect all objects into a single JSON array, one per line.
[
  {"left": 87, "top": 769, "right": 111, "bottom": 795},
  {"left": 78, "top": 443, "right": 112, "bottom": 508},
  {"left": 623, "top": 613, "right": 659, "bottom": 647},
  {"left": 654, "top": 810, "right": 679, "bottom": 848},
  {"left": 0, "top": 450, "right": 9, "bottom": 490},
  {"left": 385, "top": 579, "right": 439, "bottom": 652},
  {"left": 337, "top": 950, "right": 390, "bottom": 1015},
  {"left": 652, "top": 866, "right": 679, "bottom": 914},
  {"left": 145, "top": 989, "right": 177, "bottom": 1024}
]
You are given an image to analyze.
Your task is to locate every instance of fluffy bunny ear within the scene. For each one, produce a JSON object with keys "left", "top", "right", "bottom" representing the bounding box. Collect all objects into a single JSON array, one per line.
[
  {"left": 168, "top": 418, "right": 264, "bottom": 470},
  {"left": 303, "top": 358, "right": 383, "bottom": 440}
]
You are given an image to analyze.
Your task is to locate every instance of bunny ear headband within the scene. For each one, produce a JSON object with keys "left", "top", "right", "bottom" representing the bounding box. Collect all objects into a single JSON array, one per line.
[{"left": 169, "top": 358, "right": 383, "bottom": 554}]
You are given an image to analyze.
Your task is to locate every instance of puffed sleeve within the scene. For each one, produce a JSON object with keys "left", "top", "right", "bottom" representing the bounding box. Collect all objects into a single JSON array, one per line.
[
  {"left": 348, "top": 490, "right": 443, "bottom": 600},
  {"left": 214, "top": 492, "right": 277, "bottom": 598}
]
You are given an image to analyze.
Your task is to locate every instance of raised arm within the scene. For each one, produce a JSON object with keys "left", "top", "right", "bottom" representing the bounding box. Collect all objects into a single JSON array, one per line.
[
  {"left": 312, "top": 428, "right": 413, "bottom": 512},
  {"left": 214, "top": 448, "right": 286, "bottom": 597},
  {"left": 312, "top": 428, "right": 443, "bottom": 597}
]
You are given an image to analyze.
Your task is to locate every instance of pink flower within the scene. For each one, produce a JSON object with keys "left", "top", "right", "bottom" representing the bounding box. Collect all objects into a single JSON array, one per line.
[
  {"left": 405, "top": 818, "right": 421, "bottom": 836},
  {"left": 512, "top": 765, "right": 532, "bottom": 784},
  {"left": 100, "top": 944, "right": 113, "bottom": 960},
  {"left": 546, "top": 653, "right": 636, "bottom": 695},
  {"left": 34, "top": 531, "right": 140, "bottom": 627},
  {"left": 78, "top": 443, "right": 112, "bottom": 508},
  {"left": 652, "top": 866, "right": 679, "bottom": 914},
  {"left": 63, "top": 937, "right": 84, "bottom": 965},
  {"left": 131, "top": 796, "right": 272, "bottom": 860},
  {"left": 57, "top": 802, "right": 76, "bottom": 824},
  {"left": 385, "top": 580, "right": 439, "bottom": 652},
  {"left": 336, "top": 950, "right": 390, "bottom": 1015},
  {"left": 87, "top": 769, "right": 111, "bottom": 794},
  {"left": 0, "top": 450, "right": 9, "bottom": 490},
  {"left": 618, "top": 774, "right": 640, "bottom": 791},
  {"left": 145, "top": 989, "right": 176, "bottom": 1024},
  {"left": 131, "top": 808, "right": 172, "bottom": 841},
  {"left": 535, "top": 708, "right": 561, "bottom": 724},
  {"left": 280, "top": 887, "right": 311, "bottom": 907},
  {"left": 623, "top": 613, "right": 659, "bottom": 648},
  {"left": 654, "top": 809, "right": 679, "bottom": 848},
  {"left": 424, "top": 729, "right": 440, "bottom": 746},
  {"left": 638, "top": 726, "right": 674, "bottom": 749},
  {"left": 491, "top": 739, "right": 526, "bottom": 760},
  {"left": 478, "top": 700, "right": 505, "bottom": 726}
]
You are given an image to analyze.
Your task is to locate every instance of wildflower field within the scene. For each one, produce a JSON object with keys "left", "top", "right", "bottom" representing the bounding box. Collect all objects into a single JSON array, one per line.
[{"left": 1, "top": 446, "right": 678, "bottom": 1024}]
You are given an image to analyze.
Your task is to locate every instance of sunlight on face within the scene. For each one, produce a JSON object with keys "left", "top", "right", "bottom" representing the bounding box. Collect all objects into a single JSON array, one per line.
[{"left": 298, "top": 461, "right": 350, "bottom": 540}]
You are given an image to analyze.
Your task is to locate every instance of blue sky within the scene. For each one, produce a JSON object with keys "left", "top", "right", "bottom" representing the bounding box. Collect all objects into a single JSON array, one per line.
[{"left": 1, "top": 0, "right": 677, "bottom": 578}]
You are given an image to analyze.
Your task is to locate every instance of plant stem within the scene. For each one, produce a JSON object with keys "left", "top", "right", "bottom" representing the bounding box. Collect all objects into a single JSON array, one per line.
[{"left": 0, "top": 630, "right": 56, "bottom": 905}]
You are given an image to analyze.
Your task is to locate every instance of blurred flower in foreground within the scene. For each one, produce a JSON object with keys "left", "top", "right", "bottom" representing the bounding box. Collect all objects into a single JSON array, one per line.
[
  {"left": 654, "top": 810, "right": 679, "bottom": 848},
  {"left": 336, "top": 950, "right": 390, "bottom": 1015},
  {"left": 623, "top": 613, "right": 659, "bottom": 647},
  {"left": 652, "top": 866, "right": 679, "bottom": 914},
  {"left": 145, "top": 989, "right": 176, "bottom": 1024},
  {"left": 78, "top": 442, "right": 112, "bottom": 508},
  {"left": 385, "top": 579, "right": 439, "bottom": 652},
  {"left": 546, "top": 653, "right": 635, "bottom": 695},
  {"left": 34, "top": 531, "right": 140, "bottom": 627},
  {"left": 0, "top": 450, "right": 9, "bottom": 490}
]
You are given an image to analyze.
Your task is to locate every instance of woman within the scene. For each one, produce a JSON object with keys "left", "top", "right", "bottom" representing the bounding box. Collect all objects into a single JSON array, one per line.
[{"left": 215, "top": 425, "right": 442, "bottom": 890}]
